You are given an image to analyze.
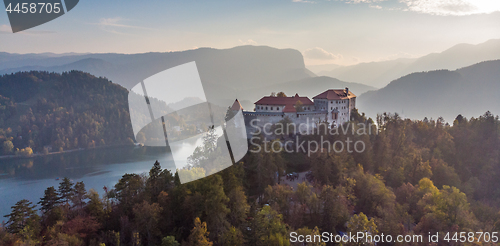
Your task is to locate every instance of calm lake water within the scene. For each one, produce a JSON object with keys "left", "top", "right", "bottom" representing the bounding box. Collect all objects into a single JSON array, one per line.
[
  {"left": 0, "top": 146, "right": 177, "bottom": 218},
  {"left": 0, "top": 126, "right": 222, "bottom": 217}
]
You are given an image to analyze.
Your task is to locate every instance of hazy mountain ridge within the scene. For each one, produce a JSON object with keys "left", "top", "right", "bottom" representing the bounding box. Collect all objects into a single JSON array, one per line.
[
  {"left": 358, "top": 59, "right": 500, "bottom": 122},
  {"left": 3, "top": 43, "right": 499, "bottom": 122},
  {"left": 0, "top": 58, "right": 118, "bottom": 79},
  {"left": 0, "top": 46, "right": 313, "bottom": 90},
  {"left": 318, "top": 39, "right": 500, "bottom": 88},
  {"left": 168, "top": 97, "right": 205, "bottom": 111},
  {"left": 0, "top": 46, "right": 319, "bottom": 110}
]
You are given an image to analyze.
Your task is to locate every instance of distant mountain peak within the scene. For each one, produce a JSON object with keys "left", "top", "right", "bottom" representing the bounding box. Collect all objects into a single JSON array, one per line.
[
  {"left": 358, "top": 60, "right": 500, "bottom": 122},
  {"left": 318, "top": 39, "right": 500, "bottom": 88}
]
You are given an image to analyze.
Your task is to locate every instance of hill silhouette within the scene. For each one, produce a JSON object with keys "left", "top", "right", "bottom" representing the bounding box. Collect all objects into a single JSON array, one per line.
[
  {"left": 0, "top": 46, "right": 313, "bottom": 90},
  {"left": 358, "top": 60, "right": 500, "bottom": 122},
  {"left": 319, "top": 39, "right": 500, "bottom": 88}
]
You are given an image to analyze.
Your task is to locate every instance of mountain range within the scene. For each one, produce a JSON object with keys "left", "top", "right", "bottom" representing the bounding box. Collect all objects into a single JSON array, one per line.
[
  {"left": 0, "top": 46, "right": 376, "bottom": 109},
  {"left": 0, "top": 46, "right": 314, "bottom": 90},
  {"left": 2, "top": 42, "right": 500, "bottom": 122},
  {"left": 318, "top": 39, "right": 500, "bottom": 88},
  {"left": 358, "top": 59, "right": 500, "bottom": 122}
]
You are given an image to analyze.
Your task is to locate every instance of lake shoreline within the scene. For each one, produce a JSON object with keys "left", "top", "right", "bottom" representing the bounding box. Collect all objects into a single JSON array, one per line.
[{"left": 0, "top": 143, "right": 139, "bottom": 161}]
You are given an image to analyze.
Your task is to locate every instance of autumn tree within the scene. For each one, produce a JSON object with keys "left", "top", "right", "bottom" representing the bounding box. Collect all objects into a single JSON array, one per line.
[
  {"left": 346, "top": 212, "right": 378, "bottom": 246},
  {"left": 245, "top": 138, "right": 286, "bottom": 196},
  {"left": 62, "top": 216, "right": 101, "bottom": 241},
  {"left": 320, "top": 185, "right": 352, "bottom": 234},
  {"left": 264, "top": 184, "right": 293, "bottom": 220},
  {"left": 186, "top": 217, "right": 213, "bottom": 246},
  {"left": 277, "top": 92, "right": 287, "bottom": 97},
  {"left": 294, "top": 100, "right": 304, "bottom": 112},
  {"left": 2, "top": 139, "right": 14, "bottom": 155},
  {"left": 133, "top": 201, "right": 162, "bottom": 245},
  {"left": 250, "top": 205, "right": 290, "bottom": 246},
  {"left": 86, "top": 189, "right": 105, "bottom": 223},
  {"left": 162, "top": 236, "right": 180, "bottom": 246},
  {"left": 293, "top": 226, "right": 325, "bottom": 246},
  {"left": 222, "top": 226, "right": 244, "bottom": 246},
  {"left": 415, "top": 178, "right": 477, "bottom": 234}
]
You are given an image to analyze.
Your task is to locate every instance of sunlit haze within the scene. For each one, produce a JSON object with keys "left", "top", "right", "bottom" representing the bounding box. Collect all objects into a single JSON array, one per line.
[{"left": 1, "top": 0, "right": 499, "bottom": 66}]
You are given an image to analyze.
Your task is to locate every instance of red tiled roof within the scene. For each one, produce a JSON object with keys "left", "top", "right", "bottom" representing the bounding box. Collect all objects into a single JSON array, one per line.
[
  {"left": 230, "top": 99, "right": 244, "bottom": 111},
  {"left": 283, "top": 104, "right": 296, "bottom": 113},
  {"left": 313, "top": 89, "right": 356, "bottom": 100},
  {"left": 255, "top": 94, "right": 314, "bottom": 106}
]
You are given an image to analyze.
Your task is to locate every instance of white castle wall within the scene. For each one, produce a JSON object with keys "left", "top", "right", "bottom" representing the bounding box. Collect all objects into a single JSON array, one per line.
[{"left": 243, "top": 111, "right": 328, "bottom": 135}]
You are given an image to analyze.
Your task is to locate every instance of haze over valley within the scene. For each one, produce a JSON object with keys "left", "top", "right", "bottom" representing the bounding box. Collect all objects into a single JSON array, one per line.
[{"left": 1, "top": 39, "right": 500, "bottom": 123}]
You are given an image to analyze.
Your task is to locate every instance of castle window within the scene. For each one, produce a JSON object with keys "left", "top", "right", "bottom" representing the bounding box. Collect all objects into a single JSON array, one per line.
[
  {"left": 266, "top": 107, "right": 268, "bottom": 110},
  {"left": 271, "top": 107, "right": 273, "bottom": 110}
]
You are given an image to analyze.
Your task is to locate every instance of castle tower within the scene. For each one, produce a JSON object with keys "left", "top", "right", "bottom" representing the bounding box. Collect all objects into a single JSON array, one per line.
[{"left": 231, "top": 99, "right": 244, "bottom": 111}]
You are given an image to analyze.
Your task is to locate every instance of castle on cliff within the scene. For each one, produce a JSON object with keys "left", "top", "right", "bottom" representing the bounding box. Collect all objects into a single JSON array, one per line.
[{"left": 232, "top": 88, "right": 356, "bottom": 134}]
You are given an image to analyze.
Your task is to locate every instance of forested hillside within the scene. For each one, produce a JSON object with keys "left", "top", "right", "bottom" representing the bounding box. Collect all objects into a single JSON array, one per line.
[
  {"left": 0, "top": 71, "right": 135, "bottom": 156},
  {"left": 1, "top": 109, "right": 499, "bottom": 246}
]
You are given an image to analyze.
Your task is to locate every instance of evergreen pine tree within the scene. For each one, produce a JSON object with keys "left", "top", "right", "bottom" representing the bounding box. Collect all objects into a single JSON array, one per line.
[
  {"left": 38, "top": 186, "right": 60, "bottom": 214},
  {"left": 3, "top": 199, "right": 39, "bottom": 234},
  {"left": 58, "top": 177, "right": 74, "bottom": 204}
]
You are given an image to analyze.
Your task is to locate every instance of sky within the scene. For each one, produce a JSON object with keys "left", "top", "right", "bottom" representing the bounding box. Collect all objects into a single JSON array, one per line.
[{"left": 0, "top": 0, "right": 499, "bottom": 66}]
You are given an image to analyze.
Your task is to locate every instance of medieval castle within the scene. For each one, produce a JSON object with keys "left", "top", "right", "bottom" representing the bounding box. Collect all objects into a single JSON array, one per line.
[{"left": 231, "top": 88, "right": 356, "bottom": 134}]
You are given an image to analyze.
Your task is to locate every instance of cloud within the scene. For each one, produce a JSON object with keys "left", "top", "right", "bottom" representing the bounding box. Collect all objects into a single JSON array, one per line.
[
  {"left": 0, "top": 24, "right": 11, "bottom": 33},
  {"left": 335, "top": 0, "right": 500, "bottom": 14},
  {"left": 303, "top": 47, "right": 343, "bottom": 60},
  {"left": 239, "top": 39, "right": 258, "bottom": 45},
  {"left": 339, "top": 0, "right": 387, "bottom": 4},
  {"left": 292, "top": 0, "right": 316, "bottom": 3},
  {"left": 399, "top": 0, "right": 500, "bottom": 15},
  {"left": 96, "top": 17, "right": 155, "bottom": 34},
  {"left": 335, "top": 0, "right": 388, "bottom": 10}
]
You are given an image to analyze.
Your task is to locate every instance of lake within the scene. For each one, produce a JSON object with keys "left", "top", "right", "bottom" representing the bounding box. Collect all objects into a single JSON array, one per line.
[
  {"left": 0, "top": 126, "right": 225, "bottom": 217},
  {"left": 0, "top": 146, "right": 177, "bottom": 217}
]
